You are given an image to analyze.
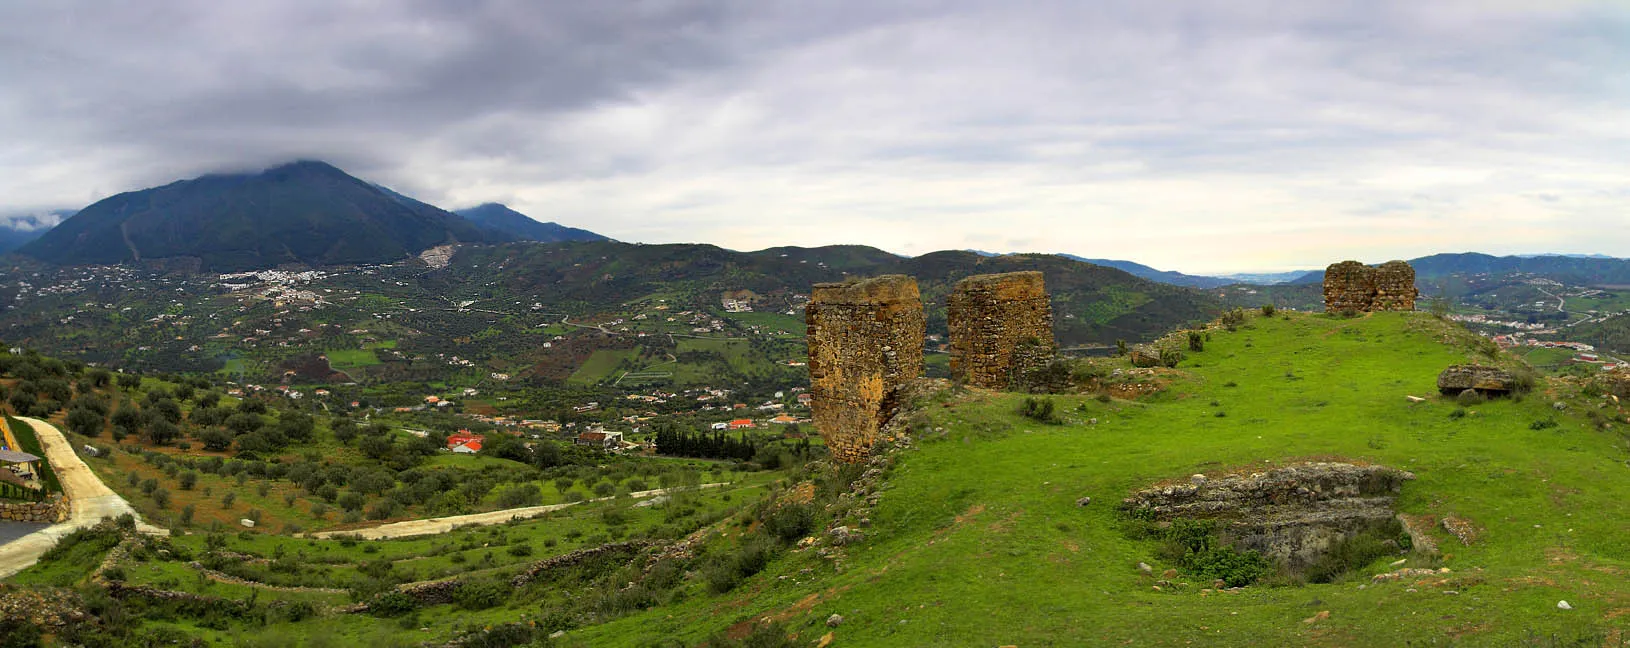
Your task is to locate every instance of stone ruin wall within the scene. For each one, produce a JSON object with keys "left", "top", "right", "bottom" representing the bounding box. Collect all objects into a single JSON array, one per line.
[
  {"left": 806, "top": 275, "right": 925, "bottom": 463},
  {"left": 947, "top": 271, "right": 1056, "bottom": 389},
  {"left": 1323, "top": 260, "right": 1419, "bottom": 312}
]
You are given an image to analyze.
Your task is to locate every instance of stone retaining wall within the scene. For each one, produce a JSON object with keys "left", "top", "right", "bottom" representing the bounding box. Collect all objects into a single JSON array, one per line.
[{"left": 0, "top": 493, "right": 68, "bottom": 523}]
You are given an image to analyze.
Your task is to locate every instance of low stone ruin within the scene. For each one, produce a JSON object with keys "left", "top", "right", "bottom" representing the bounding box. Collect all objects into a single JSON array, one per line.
[
  {"left": 947, "top": 271, "right": 1055, "bottom": 389},
  {"left": 1436, "top": 365, "right": 1514, "bottom": 396},
  {"left": 1122, "top": 462, "right": 1414, "bottom": 569},
  {"left": 1323, "top": 260, "right": 1419, "bottom": 313},
  {"left": 806, "top": 275, "right": 926, "bottom": 463}
]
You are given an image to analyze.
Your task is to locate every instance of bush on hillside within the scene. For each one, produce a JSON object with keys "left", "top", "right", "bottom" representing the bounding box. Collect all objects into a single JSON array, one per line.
[
  {"left": 368, "top": 591, "right": 417, "bottom": 617},
  {"left": 760, "top": 502, "right": 816, "bottom": 543},
  {"left": 454, "top": 580, "right": 507, "bottom": 611},
  {"left": 1017, "top": 396, "right": 1059, "bottom": 424}
]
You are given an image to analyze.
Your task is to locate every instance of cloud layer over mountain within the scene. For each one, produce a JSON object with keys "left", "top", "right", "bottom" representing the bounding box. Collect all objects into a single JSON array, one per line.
[{"left": 2, "top": 1, "right": 1626, "bottom": 272}]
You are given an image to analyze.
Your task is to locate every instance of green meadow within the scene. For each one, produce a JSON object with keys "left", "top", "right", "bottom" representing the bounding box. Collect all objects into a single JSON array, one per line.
[{"left": 574, "top": 311, "right": 1630, "bottom": 646}]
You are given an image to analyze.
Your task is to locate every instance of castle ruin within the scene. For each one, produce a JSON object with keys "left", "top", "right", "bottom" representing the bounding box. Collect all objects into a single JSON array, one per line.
[
  {"left": 805, "top": 275, "right": 925, "bottom": 463},
  {"left": 947, "top": 271, "right": 1055, "bottom": 389},
  {"left": 1323, "top": 260, "right": 1418, "bottom": 312}
]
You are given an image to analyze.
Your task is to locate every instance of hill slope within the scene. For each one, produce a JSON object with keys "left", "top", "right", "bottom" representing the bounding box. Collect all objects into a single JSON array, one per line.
[
  {"left": 454, "top": 203, "right": 609, "bottom": 242},
  {"left": 19, "top": 161, "right": 506, "bottom": 271},
  {"left": 578, "top": 311, "right": 1630, "bottom": 646},
  {"left": 441, "top": 243, "right": 1224, "bottom": 347}
]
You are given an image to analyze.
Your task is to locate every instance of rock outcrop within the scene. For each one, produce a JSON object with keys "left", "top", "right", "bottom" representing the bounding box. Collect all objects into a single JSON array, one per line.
[
  {"left": 1436, "top": 365, "right": 1514, "bottom": 396},
  {"left": 1323, "top": 260, "right": 1419, "bottom": 312},
  {"left": 806, "top": 276, "right": 925, "bottom": 463},
  {"left": 947, "top": 271, "right": 1055, "bottom": 389},
  {"left": 1123, "top": 462, "right": 1415, "bottom": 568}
]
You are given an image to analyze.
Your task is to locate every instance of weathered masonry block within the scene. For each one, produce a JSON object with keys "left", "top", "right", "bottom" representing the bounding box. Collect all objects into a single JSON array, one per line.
[
  {"left": 947, "top": 271, "right": 1055, "bottom": 389},
  {"left": 806, "top": 276, "right": 925, "bottom": 463},
  {"left": 1323, "top": 260, "right": 1418, "bottom": 313}
]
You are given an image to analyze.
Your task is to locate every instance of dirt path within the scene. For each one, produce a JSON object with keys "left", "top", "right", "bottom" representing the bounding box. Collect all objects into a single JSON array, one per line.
[
  {"left": 0, "top": 417, "right": 166, "bottom": 579},
  {"left": 306, "top": 482, "right": 729, "bottom": 541}
]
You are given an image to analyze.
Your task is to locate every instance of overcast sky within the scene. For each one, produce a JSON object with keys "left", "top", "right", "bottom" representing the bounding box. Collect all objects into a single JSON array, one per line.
[{"left": 2, "top": 1, "right": 1626, "bottom": 273}]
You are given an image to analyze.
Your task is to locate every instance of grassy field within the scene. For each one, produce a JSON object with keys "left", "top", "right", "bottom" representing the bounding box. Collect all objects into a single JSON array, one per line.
[
  {"left": 325, "top": 348, "right": 381, "bottom": 370},
  {"left": 568, "top": 347, "right": 643, "bottom": 385},
  {"left": 1522, "top": 346, "right": 1578, "bottom": 369},
  {"left": 722, "top": 311, "right": 806, "bottom": 337},
  {"left": 573, "top": 311, "right": 1630, "bottom": 646}
]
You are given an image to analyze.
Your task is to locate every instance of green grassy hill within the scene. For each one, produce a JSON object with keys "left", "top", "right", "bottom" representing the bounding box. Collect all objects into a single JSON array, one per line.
[{"left": 571, "top": 311, "right": 1630, "bottom": 646}]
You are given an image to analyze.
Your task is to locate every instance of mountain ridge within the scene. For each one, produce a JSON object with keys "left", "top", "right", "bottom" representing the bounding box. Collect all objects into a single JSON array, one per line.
[
  {"left": 18, "top": 160, "right": 509, "bottom": 271},
  {"left": 453, "top": 203, "right": 608, "bottom": 243}
]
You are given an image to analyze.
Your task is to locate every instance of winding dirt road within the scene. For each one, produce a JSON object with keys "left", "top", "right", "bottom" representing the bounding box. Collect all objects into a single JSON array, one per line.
[
  {"left": 306, "top": 482, "right": 729, "bottom": 541},
  {"left": 0, "top": 416, "right": 165, "bottom": 579}
]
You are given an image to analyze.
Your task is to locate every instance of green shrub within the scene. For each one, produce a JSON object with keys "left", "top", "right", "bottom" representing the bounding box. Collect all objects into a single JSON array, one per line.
[
  {"left": 1187, "top": 331, "right": 1205, "bottom": 352},
  {"left": 1448, "top": 408, "right": 1467, "bottom": 420},
  {"left": 368, "top": 591, "right": 417, "bottom": 617},
  {"left": 1144, "top": 518, "right": 1269, "bottom": 587},
  {"left": 1185, "top": 546, "right": 1270, "bottom": 587},
  {"left": 454, "top": 580, "right": 507, "bottom": 611},
  {"left": 1017, "top": 396, "right": 1059, "bottom": 424},
  {"left": 705, "top": 535, "right": 776, "bottom": 594},
  {"left": 761, "top": 503, "right": 816, "bottom": 543},
  {"left": 1530, "top": 418, "right": 1559, "bottom": 430},
  {"left": 1260, "top": 304, "right": 1276, "bottom": 317}
]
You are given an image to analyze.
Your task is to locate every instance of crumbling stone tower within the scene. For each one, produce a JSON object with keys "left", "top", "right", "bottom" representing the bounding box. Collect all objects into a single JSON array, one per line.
[
  {"left": 805, "top": 275, "right": 925, "bottom": 463},
  {"left": 947, "top": 271, "right": 1055, "bottom": 389},
  {"left": 1323, "top": 260, "right": 1418, "bottom": 312}
]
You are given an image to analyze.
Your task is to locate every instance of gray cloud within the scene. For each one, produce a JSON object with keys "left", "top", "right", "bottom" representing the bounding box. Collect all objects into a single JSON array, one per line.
[
  {"left": 2, "top": 0, "right": 1627, "bottom": 272},
  {"left": 0, "top": 210, "right": 74, "bottom": 233}
]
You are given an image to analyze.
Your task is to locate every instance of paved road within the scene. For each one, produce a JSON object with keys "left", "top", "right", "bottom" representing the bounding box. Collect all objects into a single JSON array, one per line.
[
  {"left": 0, "top": 521, "right": 46, "bottom": 544},
  {"left": 306, "top": 482, "right": 729, "bottom": 541},
  {"left": 0, "top": 416, "right": 166, "bottom": 580}
]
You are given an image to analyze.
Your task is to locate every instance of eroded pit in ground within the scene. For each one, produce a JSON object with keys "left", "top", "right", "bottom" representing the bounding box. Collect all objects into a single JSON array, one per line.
[{"left": 1123, "top": 462, "right": 1415, "bottom": 571}]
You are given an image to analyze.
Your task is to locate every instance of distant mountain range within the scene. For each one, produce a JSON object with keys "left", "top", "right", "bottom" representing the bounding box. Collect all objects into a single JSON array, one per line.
[
  {"left": 969, "top": 251, "right": 1248, "bottom": 289},
  {"left": 15, "top": 161, "right": 609, "bottom": 272},
  {"left": 454, "top": 203, "right": 609, "bottom": 243},
  {"left": 1290, "top": 253, "right": 1630, "bottom": 286},
  {"left": 1055, "top": 255, "right": 1234, "bottom": 289}
]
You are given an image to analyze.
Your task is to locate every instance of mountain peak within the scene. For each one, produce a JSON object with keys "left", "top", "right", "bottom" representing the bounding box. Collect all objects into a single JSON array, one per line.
[{"left": 19, "top": 162, "right": 507, "bottom": 271}]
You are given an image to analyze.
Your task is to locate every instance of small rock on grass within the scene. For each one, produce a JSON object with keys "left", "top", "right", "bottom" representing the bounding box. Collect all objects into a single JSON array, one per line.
[
  {"left": 827, "top": 614, "right": 844, "bottom": 628},
  {"left": 1137, "top": 562, "right": 1153, "bottom": 575},
  {"left": 1557, "top": 600, "right": 1573, "bottom": 610}
]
